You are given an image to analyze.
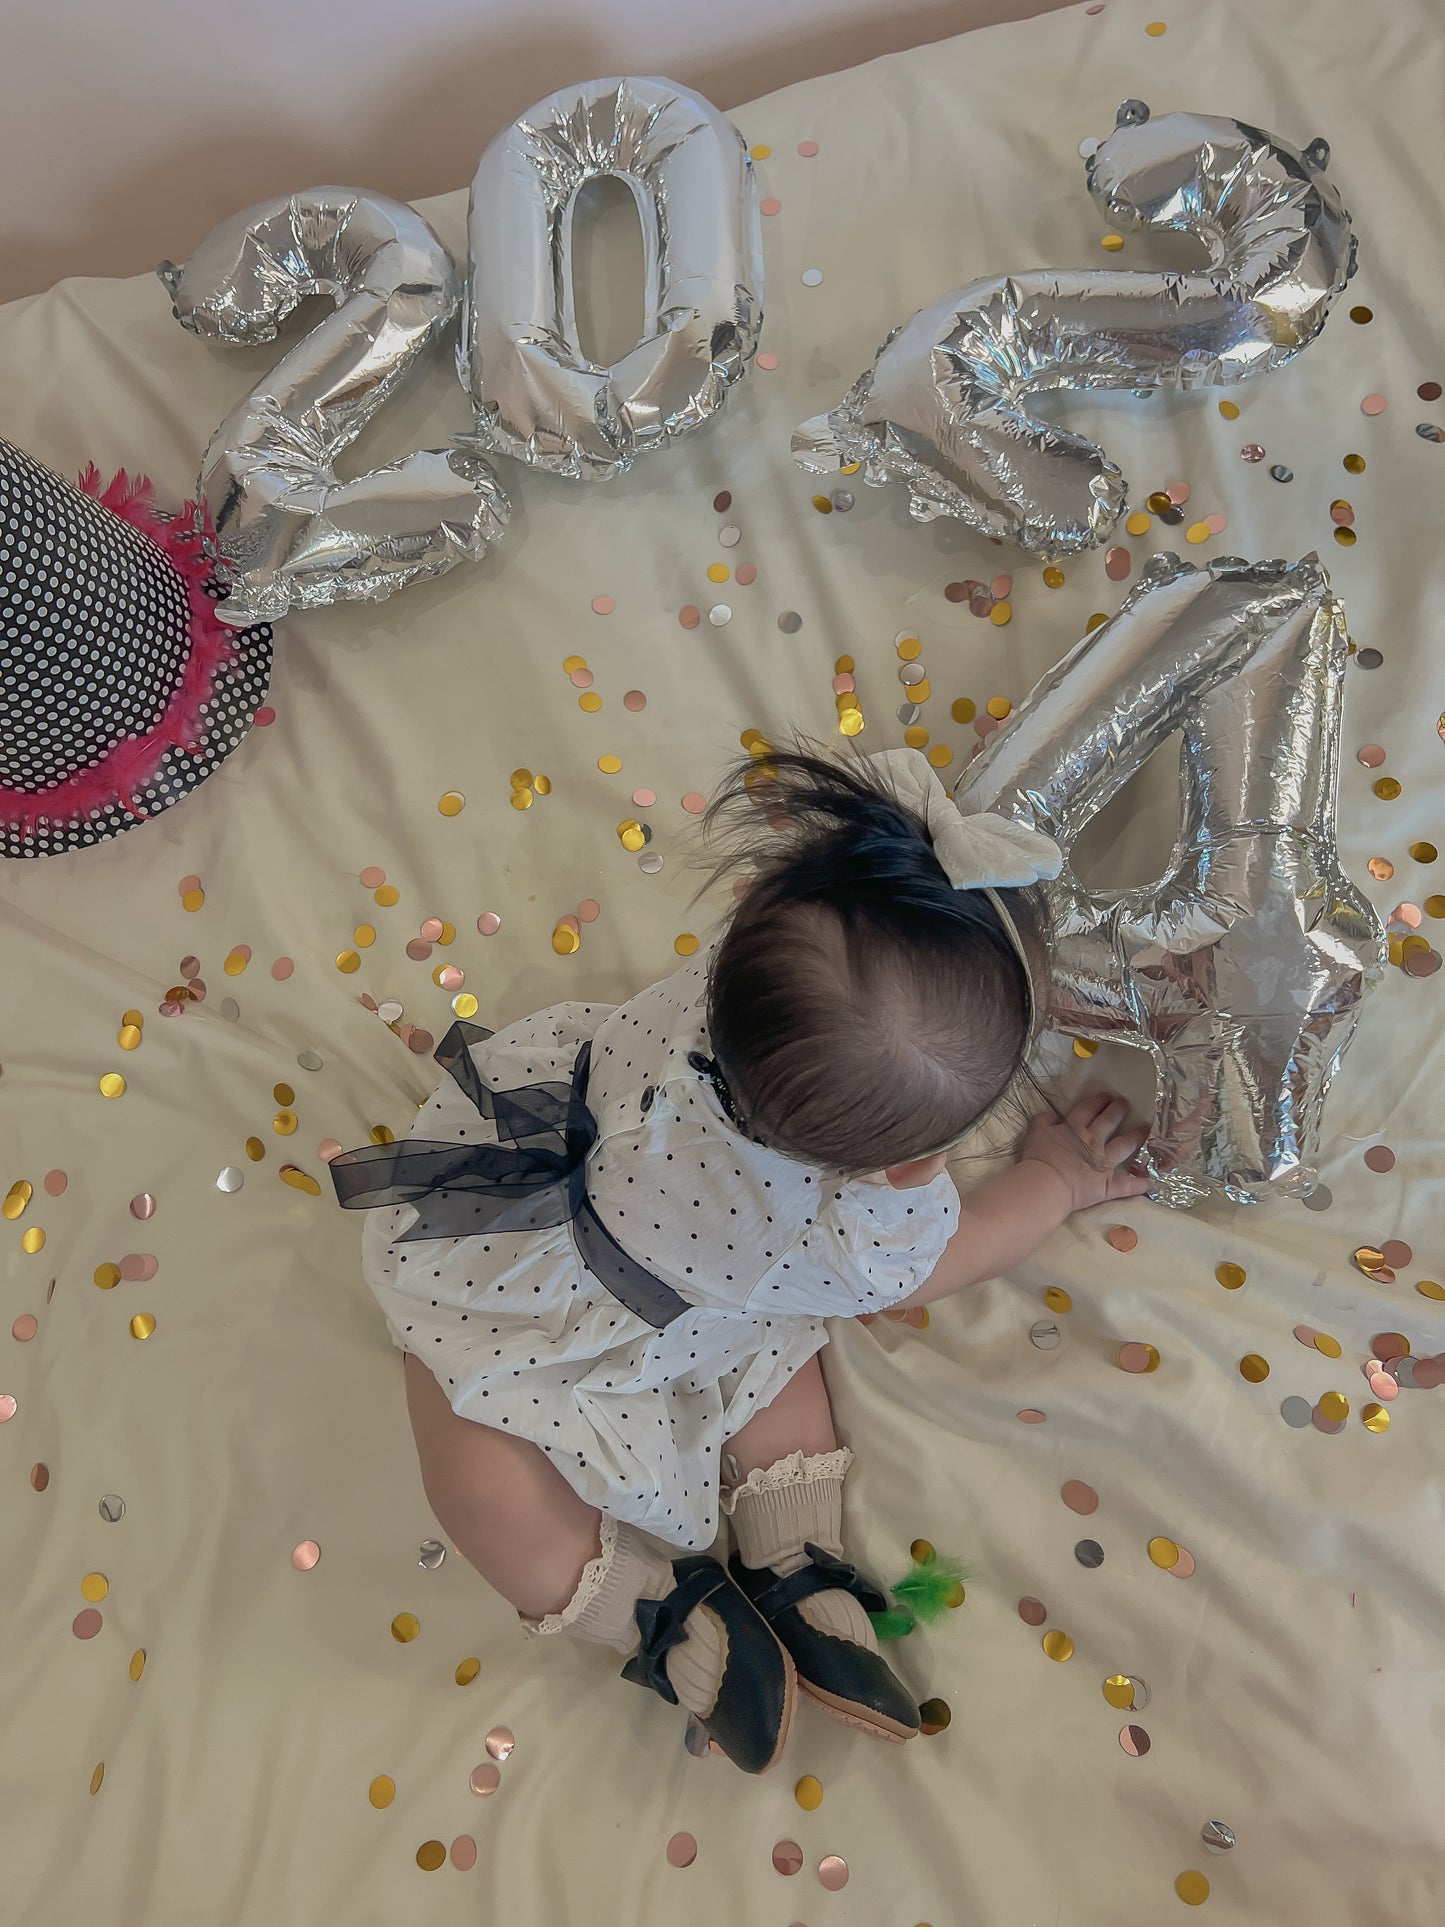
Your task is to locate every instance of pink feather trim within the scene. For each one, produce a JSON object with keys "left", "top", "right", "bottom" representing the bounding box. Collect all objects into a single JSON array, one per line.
[{"left": 0, "top": 466, "right": 240, "bottom": 835}]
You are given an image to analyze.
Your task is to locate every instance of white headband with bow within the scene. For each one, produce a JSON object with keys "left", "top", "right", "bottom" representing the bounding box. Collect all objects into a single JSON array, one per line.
[{"left": 870, "top": 747, "right": 1063, "bottom": 890}]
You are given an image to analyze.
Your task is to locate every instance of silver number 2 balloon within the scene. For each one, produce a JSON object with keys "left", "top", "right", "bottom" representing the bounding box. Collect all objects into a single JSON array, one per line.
[
  {"left": 955, "top": 552, "right": 1385, "bottom": 1207},
  {"left": 458, "top": 76, "right": 764, "bottom": 480},
  {"left": 158, "top": 189, "right": 510, "bottom": 625},
  {"left": 795, "top": 103, "right": 1355, "bottom": 555}
]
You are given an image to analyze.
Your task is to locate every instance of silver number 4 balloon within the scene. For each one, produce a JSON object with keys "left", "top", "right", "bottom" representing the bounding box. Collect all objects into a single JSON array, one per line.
[{"left": 955, "top": 552, "right": 1386, "bottom": 1207}]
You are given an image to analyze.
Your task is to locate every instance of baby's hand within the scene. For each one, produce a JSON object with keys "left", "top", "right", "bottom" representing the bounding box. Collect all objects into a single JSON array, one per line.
[{"left": 1019, "top": 1093, "right": 1152, "bottom": 1215}]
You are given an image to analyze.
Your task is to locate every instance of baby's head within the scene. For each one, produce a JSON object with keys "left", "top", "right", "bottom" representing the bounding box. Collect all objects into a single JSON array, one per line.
[{"left": 705, "top": 744, "right": 1049, "bottom": 1175}]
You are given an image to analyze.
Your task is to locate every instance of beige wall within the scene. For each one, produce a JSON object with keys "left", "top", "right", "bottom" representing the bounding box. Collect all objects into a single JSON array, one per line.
[{"left": 1, "top": 0, "right": 1068, "bottom": 303}]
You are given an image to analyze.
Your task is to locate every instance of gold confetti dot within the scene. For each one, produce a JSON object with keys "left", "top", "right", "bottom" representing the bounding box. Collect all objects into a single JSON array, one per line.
[
  {"left": 245, "top": 1137, "right": 265, "bottom": 1161},
  {"left": 794, "top": 1775, "right": 824, "bottom": 1811},
  {"left": 1215, "top": 1262, "right": 1246, "bottom": 1290},
  {"left": 618, "top": 820, "right": 646, "bottom": 852},
  {"left": 1086, "top": 612, "right": 1107, "bottom": 632},
  {"left": 99, "top": 1073, "right": 126, "bottom": 1098},
  {"left": 4, "top": 1180, "right": 32, "bottom": 1219},
  {"left": 273, "top": 1111, "right": 298, "bottom": 1136},
  {"left": 838, "top": 709, "right": 865, "bottom": 736},
  {"left": 353, "top": 924, "right": 376, "bottom": 948},
  {"left": 909, "top": 679, "right": 931, "bottom": 703},
  {"left": 1100, "top": 233, "right": 1125, "bottom": 252},
  {"left": 1072, "top": 1036, "right": 1098, "bottom": 1057},
  {"left": 534, "top": 775, "right": 552, "bottom": 796},
  {"left": 1362, "top": 1403, "right": 1390, "bottom": 1433},
  {"left": 453, "top": 994, "right": 479, "bottom": 1019},
  {"left": 93, "top": 1262, "right": 120, "bottom": 1289},
  {"left": 273, "top": 1082, "right": 295, "bottom": 1106},
  {"left": 1125, "top": 513, "right": 1152, "bottom": 537},
  {"left": 896, "top": 636, "right": 922, "bottom": 661},
  {"left": 1185, "top": 521, "right": 1212, "bottom": 545},
  {"left": 926, "top": 744, "right": 953, "bottom": 769},
  {"left": 1416, "top": 1279, "right": 1445, "bottom": 1302},
  {"left": 597, "top": 755, "right": 623, "bottom": 774},
  {"left": 280, "top": 1168, "right": 322, "bottom": 1195},
  {"left": 437, "top": 791, "right": 465, "bottom": 817},
  {"left": 1218, "top": 400, "right": 1240, "bottom": 420},
  {"left": 1148, "top": 1536, "right": 1180, "bottom": 1570},
  {"left": 910, "top": 1539, "right": 936, "bottom": 1563},
  {"left": 336, "top": 951, "right": 361, "bottom": 973},
  {"left": 129, "top": 1313, "right": 156, "bottom": 1341},
  {"left": 391, "top": 1612, "right": 420, "bottom": 1643},
  {"left": 552, "top": 925, "right": 581, "bottom": 955},
  {"left": 1146, "top": 492, "right": 1172, "bottom": 514},
  {"left": 1411, "top": 842, "right": 1437, "bottom": 863},
  {"left": 374, "top": 884, "right": 400, "bottom": 907},
  {"left": 579, "top": 692, "right": 603, "bottom": 713},
  {"left": 416, "top": 1841, "right": 446, "bottom": 1872},
  {"left": 706, "top": 562, "right": 730, "bottom": 583},
  {"left": 1176, "top": 1871, "right": 1210, "bottom": 1906},
  {"left": 986, "top": 696, "right": 1012, "bottom": 721},
  {"left": 81, "top": 1572, "right": 109, "bottom": 1602},
  {"left": 129, "top": 1649, "right": 146, "bottom": 1681},
  {"left": 1041, "top": 566, "right": 1066, "bottom": 588},
  {"left": 21, "top": 1227, "right": 45, "bottom": 1253},
  {"left": 1042, "top": 1630, "right": 1074, "bottom": 1662},
  {"left": 1313, "top": 1332, "right": 1343, "bottom": 1360},
  {"left": 1145, "top": 19, "right": 1167, "bottom": 33},
  {"left": 369, "top": 1775, "right": 396, "bottom": 1808},
  {"left": 508, "top": 787, "right": 535, "bottom": 812},
  {"left": 117, "top": 1024, "right": 142, "bottom": 1051},
  {"left": 1374, "top": 777, "right": 1402, "bottom": 800},
  {"left": 989, "top": 601, "right": 1012, "bottom": 626},
  {"left": 1239, "top": 1354, "right": 1270, "bottom": 1383},
  {"left": 181, "top": 888, "right": 205, "bottom": 912},
  {"left": 223, "top": 948, "right": 249, "bottom": 976},
  {"left": 1318, "top": 1391, "right": 1349, "bottom": 1423},
  {"left": 370, "top": 1125, "right": 395, "bottom": 1147},
  {"left": 455, "top": 1657, "right": 481, "bottom": 1686},
  {"left": 674, "top": 933, "right": 699, "bottom": 957},
  {"left": 1344, "top": 452, "right": 1367, "bottom": 474},
  {"left": 918, "top": 1696, "right": 952, "bottom": 1734},
  {"left": 750, "top": 143, "right": 771, "bottom": 159},
  {"left": 90, "top": 1763, "right": 105, "bottom": 1796},
  {"left": 1103, "top": 1675, "right": 1140, "bottom": 1710},
  {"left": 903, "top": 726, "right": 929, "bottom": 749},
  {"left": 1044, "top": 1286, "right": 1072, "bottom": 1314},
  {"left": 562, "top": 656, "right": 586, "bottom": 675},
  {"left": 951, "top": 697, "right": 976, "bottom": 724}
]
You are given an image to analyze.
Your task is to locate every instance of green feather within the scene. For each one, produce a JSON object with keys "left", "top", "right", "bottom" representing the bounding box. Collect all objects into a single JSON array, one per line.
[
  {"left": 887, "top": 1552, "right": 968, "bottom": 1625},
  {"left": 867, "top": 1604, "right": 918, "bottom": 1642}
]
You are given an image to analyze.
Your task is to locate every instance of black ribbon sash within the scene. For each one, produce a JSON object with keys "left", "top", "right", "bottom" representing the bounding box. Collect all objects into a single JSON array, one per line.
[{"left": 330, "top": 1021, "right": 690, "bottom": 1331}]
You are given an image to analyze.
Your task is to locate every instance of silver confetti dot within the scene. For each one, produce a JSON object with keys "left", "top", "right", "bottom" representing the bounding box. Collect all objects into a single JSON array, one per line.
[
  {"left": 777, "top": 610, "right": 802, "bottom": 634},
  {"left": 1201, "top": 1820, "right": 1236, "bottom": 1854},
  {"left": 1280, "top": 1395, "right": 1313, "bottom": 1428},
  {"left": 718, "top": 524, "right": 742, "bottom": 548},
  {"left": 683, "top": 1715, "right": 712, "bottom": 1758},
  {"left": 418, "top": 1538, "right": 447, "bottom": 1570},
  {"left": 1301, "top": 1183, "right": 1333, "bottom": 1211},
  {"left": 801, "top": 267, "right": 824, "bottom": 287},
  {"left": 1078, "top": 136, "right": 1101, "bottom": 159},
  {"left": 296, "top": 1049, "right": 324, "bottom": 1072},
  {"left": 216, "top": 1167, "right": 244, "bottom": 1193},
  {"left": 1269, "top": 464, "right": 1293, "bottom": 482},
  {"left": 708, "top": 604, "right": 732, "bottom": 626},
  {"left": 220, "top": 997, "right": 241, "bottom": 1022},
  {"left": 897, "top": 702, "right": 922, "bottom": 726},
  {"left": 1075, "top": 1539, "right": 1105, "bottom": 1568},
  {"left": 899, "top": 662, "right": 927, "bottom": 687},
  {"left": 377, "top": 1000, "right": 404, "bottom": 1024},
  {"left": 1355, "top": 648, "right": 1383, "bottom": 669},
  {"left": 829, "top": 490, "right": 854, "bottom": 512},
  {"left": 1416, "top": 422, "right": 1445, "bottom": 443},
  {"left": 639, "top": 851, "right": 665, "bottom": 875},
  {"left": 1029, "top": 1319, "right": 1061, "bottom": 1350},
  {"left": 99, "top": 1494, "right": 126, "bottom": 1523}
]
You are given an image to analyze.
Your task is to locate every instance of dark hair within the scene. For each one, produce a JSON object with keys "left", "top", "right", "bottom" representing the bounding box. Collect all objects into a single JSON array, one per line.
[{"left": 703, "top": 741, "right": 1050, "bottom": 1172}]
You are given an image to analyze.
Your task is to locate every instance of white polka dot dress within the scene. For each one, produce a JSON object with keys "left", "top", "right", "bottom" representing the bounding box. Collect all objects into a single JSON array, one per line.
[{"left": 361, "top": 947, "right": 959, "bottom": 1548}]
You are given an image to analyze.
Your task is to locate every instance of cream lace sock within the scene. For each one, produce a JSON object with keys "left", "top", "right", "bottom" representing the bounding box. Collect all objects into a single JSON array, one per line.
[
  {"left": 524, "top": 1518, "right": 728, "bottom": 1717},
  {"left": 722, "top": 1448, "right": 879, "bottom": 1653}
]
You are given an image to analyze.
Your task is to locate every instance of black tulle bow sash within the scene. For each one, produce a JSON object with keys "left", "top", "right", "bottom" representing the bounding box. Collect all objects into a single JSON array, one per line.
[{"left": 330, "top": 1021, "right": 688, "bottom": 1330}]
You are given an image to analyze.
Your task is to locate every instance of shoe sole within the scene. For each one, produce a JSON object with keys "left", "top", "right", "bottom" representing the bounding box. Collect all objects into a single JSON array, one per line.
[
  {"left": 758, "top": 1647, "right": 798, "bottom": 1772},
  {"left": 800, "top": 1678, "right": 918, "bottom": 1745}
]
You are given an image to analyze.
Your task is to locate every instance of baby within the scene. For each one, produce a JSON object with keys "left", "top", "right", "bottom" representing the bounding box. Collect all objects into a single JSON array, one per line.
[{"left": 333, "top": 744, "right": 1147, "bottom": 1771}]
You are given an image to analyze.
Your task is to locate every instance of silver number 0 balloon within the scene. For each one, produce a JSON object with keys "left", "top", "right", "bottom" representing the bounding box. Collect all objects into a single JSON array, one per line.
[
  {"left": 159, "top": 189, "right": 510, "bottom": 625},
  {"left": 955, "top": 552, "right": 1385, "bottom": 1206},
  {"left": 458, "top": 77, "right": 764, "bottom": 480},
  {"left": 795, "top": 103, "right": 1355, "bottom": 554}
]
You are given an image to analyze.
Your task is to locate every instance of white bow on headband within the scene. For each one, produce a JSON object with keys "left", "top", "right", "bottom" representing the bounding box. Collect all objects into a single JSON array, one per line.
[{"left": 870, "top": 747, "right": 1063, "bottom": 890}]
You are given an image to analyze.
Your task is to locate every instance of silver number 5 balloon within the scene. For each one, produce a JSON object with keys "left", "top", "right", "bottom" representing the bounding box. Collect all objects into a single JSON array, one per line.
[
  {"left": 955, "top": 553, "right": 1385, "bottom": 1207},
  {"left": 794, "top": 103, "right": 1355, "bottom": 555},
  {"left": 159, "top": 189, "right": 510, "bottom": 625}
]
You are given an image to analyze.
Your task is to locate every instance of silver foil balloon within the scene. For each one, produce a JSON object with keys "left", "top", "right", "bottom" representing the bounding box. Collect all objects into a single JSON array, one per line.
[
  {"left": 955, "top": 553, "right": 1385, "bottom": 1207},
  {"left": 794, "top": 103, "right": 1355, "bottom": 553},
  {"left": 159, "top": 189, "right": 510, "bottom": 625},
  {"left": 457, "top": 77, "right": 763, "bottom": 480}
]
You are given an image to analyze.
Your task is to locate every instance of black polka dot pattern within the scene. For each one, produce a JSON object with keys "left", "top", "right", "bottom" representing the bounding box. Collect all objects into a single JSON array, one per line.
[
  {"left": 1, "top": 439, "right": 273, "bottom": 860},
  {"left": 360, "top": 943, "right": 958, "bottom": 1549}
]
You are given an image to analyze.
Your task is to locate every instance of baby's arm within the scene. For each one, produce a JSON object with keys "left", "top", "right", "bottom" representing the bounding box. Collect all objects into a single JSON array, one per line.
[{"left": 904, "top": 1093, "right": 1150, "bottom": 1306}]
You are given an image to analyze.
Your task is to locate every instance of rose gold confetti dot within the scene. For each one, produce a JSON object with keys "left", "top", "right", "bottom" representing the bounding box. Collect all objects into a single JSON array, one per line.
[
  {"left": 72, "top": 1608, "right": 103, "bottom": 1639},
  {"left": 468, "top": 1762, "right": 501, "bottom": 1795},
  {"left": 990, "top": 574, "right": 1013, "bottom": 598},
  {"left": 408, "top": 1029, "right": 434, "bottom": 1055},
  {"left": 1369, "top": 1372, "right": 1398, "bottom": 1401},
  {"left": 620, "top": 690, "right": 648, "bottom": 716},
  {"left": 1106, "top": 1224, "right": 1138, "bottom": 1252},
  {"left": 736, "top": 562, "right": 757, "bottom": 585},
  {"left": 405, "top": 939, "right": 433, "bottom": 962},
  {"left": 1356, "top": 744, "right": 1387, "bottom": 768},
  {"left": 30, "top": 1462, "right": 49, "bottom": 1490},
  {"left": 1373, "top": 1332, "right": 1409, "bottom": 1361},
  {"left": 1165, "top": 481, "right": 1191, "bottom": 505},
  {"left": 1363, "top": 1145, "right": 1396, "bottom": 1173},
  {"left": 436, "top": 966, "right": 463, "bottom": 992},
  {"left": 1360, "top": 394, "right": 1387, "bottom": 416},
  {"left": 1018, "top": 1596, "right": 1047, "bottom": 1625},
  {"left": 770, "top": 1839, "right": 803, "bottom": 1875},
  {"left": 118, "top": 1254, "right": 146, "bottom": 1281},
  {"left": 668, "top": 1833, "right": 698, "bottom": 1868},
  {"left": 1117, "top": 1342, "right": 1153, "bottom": 1373},
  {"left": 43, "top": 1170, "right": 67, "bottom": 1196},
  {"left": 569, "top": 667, "right": 594, "bottom": 687},
  {"left": 832, "top": 673, "right": 856, "bottom": 694},
  {"left": 1061, "top": 1479, "right": 1098, "bottom": 1515},
  {"left": 1105, "top": 547, "right": 1131, "bottom": 581},
  {"left": 818, "top": 1856, "right": 849, "bottom": 1891},
  {"left": 1119, "top": 1723, "right": 1151, "bottom": 1755},
  {"left": 177, "top": 874, "right": 200, "bottom": 894},
  {"left": 269, "top": 956, "right": 295, "bottom": 982},
  {"left": 678, "top": 605, "right": 701, "bottom": 629},
  {"left": 450, "top": 1837, "right": 477, "bottom": 1871},
  {"left": 359, "top": 866, "right": 386, "bottom": 888},
  {"left": 1168, "top": 1546, "right": 1196, "bottom": 1578},
  {"left": 11, "top": 1313, "right": 37, "bottom": 1341},
  {"left": 756, "top": 352, "right": 779, "bottom": 371},
  {"left": 1381, "top": 1239, "right": 1413, "bottom": 1268},
  {"left": 577, "top": 900, "right": 600, "bottom": 924},
  {"left": 417, "top": 917, "right": 443, "bottom": 942},
  {"left": 477, "top": 912, "right": 501, "bottom": 936},
  {"left": 1392, "top": 902, "right": 1423, "bottom": 929},
  {"left": 316, "top": 1140, "right": 343, "bottom": 1166},
  {"left": 631, "top": 788, "right": 656, "bottom": 809},
  {"left": 681, "top": 792, "right": 707, "bottom": 814},
  {"left": 798, "top": 139, "right": 819, "bottom": 156},
  {"left": 1017, "top": 1408, "right": 1047, "bottom": 1424},
  {"left": 1311, "top": 1407, "right": 1345, "bottom": 1435},
  {"left": 590, "top": 595, "right": 615, "bottom": 615},
  {"left": 1293, "top": 1323, "right": 1322, "bottom": 1347},
  {"left": 292, "top": 1540, "right": 320, "bottom": 1571},
  {"left": 485, "top": 1725, "right": 514, "bottom": 1761},
  {"left": 759, "top": 197, "right": 782, "bottom": 216}
]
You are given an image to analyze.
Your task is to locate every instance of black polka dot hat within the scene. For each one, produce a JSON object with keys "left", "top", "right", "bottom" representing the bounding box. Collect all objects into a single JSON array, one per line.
[{"left": 1, "top": 437, "right": 273, "bottom": 859}]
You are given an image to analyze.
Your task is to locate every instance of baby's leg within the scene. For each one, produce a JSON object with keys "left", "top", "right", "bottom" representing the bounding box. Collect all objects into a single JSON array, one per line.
[
  {"left": 404, "top": 1353, "right": 601, "bottom": 1618},
  {"left": 724, "top": 1349, "right": 839, "bottom": 1470}
]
